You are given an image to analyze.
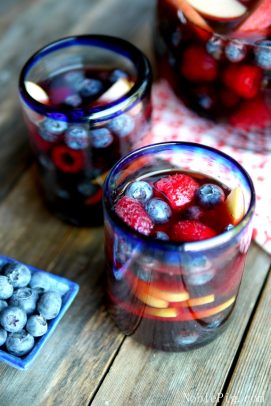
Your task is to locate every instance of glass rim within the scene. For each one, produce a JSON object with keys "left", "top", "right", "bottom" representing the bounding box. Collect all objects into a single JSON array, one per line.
[
  {"left": 103, "top": 142, "right": 256, "bottom": 252},
  {"left": 18, "top": 34, "right": 152, "bottom": 123}
]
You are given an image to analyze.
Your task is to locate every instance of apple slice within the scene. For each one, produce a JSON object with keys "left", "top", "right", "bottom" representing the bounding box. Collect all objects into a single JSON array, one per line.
[
  {"left": 135, "top": 290, "right": 169, "bottom": 309},
  {"left": 25, "top": 81, "right": 49, "bottom": 104},
  {"left": 186, "top": 0, "right": 247, "bottom": 20},
  {"left": 145, "top": 307, "right": 178, "bottom": 318},
  {"left": 185, "top": 294, "right": 215, "bottom": 307},
  {"left": 134, "top": 280, "right": 189, "bottom": 303},
  {"left": 195, "top": 296, "right": 236, "bottom": 319},
  {"left": 170, "top": 0, "right": 211, "bottom": 31},
  {"left": 226, "top": 187, "right": 245, "bottom": 225},
  {"left": 98, "top": 78, "right": 132, "bottom": 103}
]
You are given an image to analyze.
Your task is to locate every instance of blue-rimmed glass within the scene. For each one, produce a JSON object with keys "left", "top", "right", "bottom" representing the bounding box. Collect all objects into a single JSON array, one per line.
[
  {"left": 103, "top": 142, "right": 255, "bottom": 351},
  {"left": 19, "top": 35, "right": 152, "bottom": 226}
]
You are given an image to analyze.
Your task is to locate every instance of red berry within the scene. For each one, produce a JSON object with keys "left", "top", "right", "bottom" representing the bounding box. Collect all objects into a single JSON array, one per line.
[
  {"left": 51, "top": 145, "right": 84, "bottom": 173},
  {"left": 223, "top": 65, "right": 262, "bottom": 99},
  {"left": 171, "top": 220, "right": 217, "bottom": 242},
  {"left": 155, "top": 174, "right": 199, "bottom": 212},
  {"left": 229, "top": 96, "right": 271, "bottom": 129},
  {"left": 115, "top": 196, "right": 154, "bottom": 236},
  {"left": 181, "top": 46, "right": 217, "bottom": 82}
]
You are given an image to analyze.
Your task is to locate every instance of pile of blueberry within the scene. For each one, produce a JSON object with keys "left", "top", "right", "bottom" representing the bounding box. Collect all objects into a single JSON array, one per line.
[{"left": 0, "top": 260, "right": 63, "bottom": 358}]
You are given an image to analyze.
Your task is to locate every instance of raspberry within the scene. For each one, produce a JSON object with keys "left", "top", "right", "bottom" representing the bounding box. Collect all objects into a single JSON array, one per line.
[
  {"left": 223, "top": 64, "right": 262, "bottom": 99},
  {"left": 171, "top": 220, "right": 216, "bottom": 242},
  {"left": 155, "top": 174, "right": 199, "bottom": 212},
  {"left": 115, "top": 196, "right": 154, "bottom": 236},
  {"left": 181, "top": 46, "right": 217, "bottom": 82},
  {"left": 229, "top": 96, "right": 271, "bottom": 129}
]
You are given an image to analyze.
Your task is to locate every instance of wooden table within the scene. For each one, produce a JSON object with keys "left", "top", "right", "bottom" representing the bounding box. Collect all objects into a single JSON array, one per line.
[{"left": 0, "top": 1, "right": 270, "bottom": 405}]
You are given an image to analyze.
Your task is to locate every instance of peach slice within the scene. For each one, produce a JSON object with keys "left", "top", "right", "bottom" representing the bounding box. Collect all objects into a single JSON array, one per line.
[
  {"left": 186, "top": 0, "right": 247, "bottom": 20},
  {"left": 195, "top": 296, "right": 236, "bottom": 319},
  {"left": 25, "top": 81, "right": 49, "bottom": 104},
  {"left": 145, "top": 307, "right": 178, "bottom": 318},
  {"left": 170, "top": 0, "right": 211, "bottom": 31},
  {"left": 185, "top": 294, "right": 215, "bottom": 307},
  {"left": 226, "top": 187, "right": 245, "bottom": 225},
  {"left": 135, "top": 291, "right": 169, "bottom": 309},
  {"left": 134, "top": 280, "right": 189, "bottom": 303},
  {"left": 98, "top": 78, "right": 132, "bottom": 103}
]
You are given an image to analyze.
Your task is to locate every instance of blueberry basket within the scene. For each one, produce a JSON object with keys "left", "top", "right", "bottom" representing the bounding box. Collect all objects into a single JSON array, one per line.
[{"left": 0, "top": 255, "right": 79, "bottom": 370}]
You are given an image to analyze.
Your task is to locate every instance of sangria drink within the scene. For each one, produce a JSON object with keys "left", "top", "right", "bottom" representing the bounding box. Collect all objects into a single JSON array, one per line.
[
  {"left": 155, "top": 0, "right": 271, "bottom": 134},
  {"left": 103, "top": 143, "right": 255, "bottom": 351},
  {"left": 19, "top": 35, "right": 152, "bottom": 226}
]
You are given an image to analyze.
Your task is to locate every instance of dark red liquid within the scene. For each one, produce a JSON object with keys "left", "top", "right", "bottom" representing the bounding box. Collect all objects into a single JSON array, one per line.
[
  {"left": 105, "top": 170, "right": 246, "bottom": 351},
  {"left": 155, "top": 0, "right": 271, "bottom": 131},
  {"left": 25, "top": 67, "right": 151, "bottom": 226}
]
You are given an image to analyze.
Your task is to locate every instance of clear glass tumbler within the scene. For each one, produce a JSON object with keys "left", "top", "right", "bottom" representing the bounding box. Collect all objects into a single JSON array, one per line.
[
  {"left": 19, "top": 35, "right": 152, "bottom": 226},
  {"left": 103, "top": 142, "right": 255, "bottom": 351}
]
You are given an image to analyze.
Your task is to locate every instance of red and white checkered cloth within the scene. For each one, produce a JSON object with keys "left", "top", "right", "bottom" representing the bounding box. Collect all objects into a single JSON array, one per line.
[{"left": 138, "top": 80, "right": 271, "bottom": 254}]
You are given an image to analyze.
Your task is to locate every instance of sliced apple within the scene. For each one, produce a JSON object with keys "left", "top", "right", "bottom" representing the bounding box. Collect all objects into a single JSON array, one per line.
[
  {"left": 134, "top": 280, "right": 189, "bottom": 303},
  {"left": 98, "top": 78, "right": 132, "bottom": 103},
  {"left": 145, "top": 307, "right": 178, "bottom": 318},
  {"left": 186, "top": 0, "right": 247, "bottom": 20},
  {"left": 195, "top": 296, "right": 236, "bottom": 319},
  {"left": 226, "top": 187, "right": 245, "bottom": 225},
  {"left": 170, "top": 0, "right": 211, "bottom": 31},
  {"left": 185, "top": 294, "right": 215, "bottom": 307},
  {"left": 25, "top": 81, "right": 49, "bottom": 104},
  {"left": 135, "top": 290, "right": 169, "bottom": 309}
]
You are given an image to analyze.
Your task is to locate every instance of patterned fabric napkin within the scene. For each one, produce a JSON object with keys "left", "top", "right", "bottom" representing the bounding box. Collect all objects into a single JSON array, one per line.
[{"left": 137, "top": 80, "right": 271, "bottom": 254}]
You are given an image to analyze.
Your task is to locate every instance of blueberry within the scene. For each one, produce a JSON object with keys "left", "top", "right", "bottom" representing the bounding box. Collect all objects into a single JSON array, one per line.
[
  {"left": 0, "top": 306, "right": 27, "bottom": 332},
  {"left": 108, "top": 114, "right": 135, "bottom": 137},
  {"left": 9, "top": 288, "right": 38, "bottom": 314},
  {"left": 0, "top": 328, "right": 7, "bottom": 346},
  {"left": 64, "top": 94, "right": 82, "bottom": 107},
  {"left": 206, "top": 36, "right": 224, "bottom": 60},
  {"left": 255, "top": 40, "right": 271, "bottom": 70},
  {"left": 90, "top": 128, "right": 113, "bottom": 148},
  {"left": 37, "top": 291, "right": 62, "bottom": 320},
  {"left": 29, "top": 271, "right": 51, "bottom": 294},
  {"left": 39, "top": 117, "right": 68, "bottom": 141},
  {"left": 5, "top": 330, "right": 35, "bottom": 356},
  {"left": 64, "top": 71, "right": 85, "bottom": 89},
  {"left": 79, "top": 78, "right": 103, "bottom": 97},
  {"left": 0, "top": 276, "right": 13, "bottom": 300},
  {"left": 126, "top": 181, "right": 153, "bottom": 203},
  {"left": 145, "top": 198, "right": 172, "bottom": 224},
  {"left": 183, "top": 205, "right": 202, "bottom": 220},
  {"left": 26, "top": 315, "right": 48, "bottom": 337},
  {"left": 0, "top": 299, "right": 8, "bottom": 312},
  {"left": 110, "top": 69, "right": 128, "bottom": 82},
  {"left": 184, "top": 256, "right": 215, "bottom": 286},
  {"left": 154, "top": 231, "right": 170, "bottom": 241},
  {"left": 65, "top": 126, "right": 89, "bottom": 150},
  {"left": 225, "top": 224, "right": 234, "bottom": 232},
  {"left": 78, "top": 181, "right": 98, "bottom": 197},
  {"left": 225, "top": 40, "right": 246, "bottom": 62},
  {"left": 196, "top": 184, "right": 225, "bottom": 208},
  {"left": 3, "top": 262, "right": 31, "bottom": 288}
]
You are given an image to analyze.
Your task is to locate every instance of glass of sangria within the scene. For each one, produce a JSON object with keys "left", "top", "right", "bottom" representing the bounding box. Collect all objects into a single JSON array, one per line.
[
  {"left": 19, "top": 35, "right": 152, "bottom": 226},
  {"left": 103, "top": 142, "right": 255, "bottom": 351},
  {"left": 155, "top": 0, "right": 271, "bottom": 148}
]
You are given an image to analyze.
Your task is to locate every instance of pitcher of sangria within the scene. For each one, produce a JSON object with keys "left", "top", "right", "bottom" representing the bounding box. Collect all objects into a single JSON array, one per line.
[{"left": 155, "top": 0, "right": 271, "bottom": 144}]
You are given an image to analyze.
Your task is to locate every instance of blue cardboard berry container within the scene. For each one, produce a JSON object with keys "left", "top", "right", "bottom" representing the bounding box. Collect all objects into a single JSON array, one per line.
[{"left": 0, "top": 255, "right": 79, "bottom": 370}]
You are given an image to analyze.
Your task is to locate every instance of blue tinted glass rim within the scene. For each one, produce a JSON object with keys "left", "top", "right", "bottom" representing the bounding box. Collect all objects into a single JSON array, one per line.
[
  {"left": 18, "top": 35, "right": 152, "bottom": 123},
  {"left": 103, "top": 142, "right": 256, "bottom": 252}
]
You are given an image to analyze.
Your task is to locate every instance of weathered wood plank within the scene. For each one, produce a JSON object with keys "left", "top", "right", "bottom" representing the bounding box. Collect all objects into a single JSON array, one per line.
[
  {"left": 0, "top": 0, "right": 155, "bottom": 200},
  {"left": 223, "top": 272, "right": 271, "bottom": 406},
  {"left": 0, "top": 171, "right": 124, "bottom": 405},
  {"left": 90, "top": 245, "right": 271, "bottom": 406}
]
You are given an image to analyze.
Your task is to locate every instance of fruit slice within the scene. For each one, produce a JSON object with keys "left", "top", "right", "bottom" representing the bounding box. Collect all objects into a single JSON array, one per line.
[
  {"left": 115, "top": 196, "right": 154, "bottom": 236},
  {"left": 145, "top": 307, "right": 178, "bottom": 318},
  {"left": 170, "top": 0, "right": 211, "bottom": 32},
  {"left": 25, "top": 81, "right": 49, "bottom": 104},
  {"left": 186, "top": 0, "right": 247, "bottom": 20},
  {"left": 171, "top": 220, "right": 217, "bottom": 242},
  {"left": 226, "top": 187, "right": 245, "bottom": 225},
  {"left": 134, "top": 279, "right": 189, "bottom": 303},
  {"left": 194, "top": 296, "right": 236, "bottom": 319},
  {"left": 185, "top": 294, "right": 215, "bottom": 307},
  {"left": 98, "top": 78, "right": 132, "bottom": 103},
  {"left": 135, "top": 290, "right": 169, "bottom": 309}
]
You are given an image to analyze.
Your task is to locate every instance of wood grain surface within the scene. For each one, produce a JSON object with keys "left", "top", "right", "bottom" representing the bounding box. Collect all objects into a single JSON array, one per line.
[{"left": 0, "top": 1, "right": 270, "bottom": 405}]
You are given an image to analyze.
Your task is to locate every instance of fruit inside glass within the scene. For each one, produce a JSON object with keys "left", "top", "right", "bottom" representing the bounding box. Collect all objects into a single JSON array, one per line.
[
  {"left": 155, "top": 0, "right": 271, "bottom": 150},
  {"left": 103, "top": 142, "right": 255, "bottom": 351},
  {"left": 19, "top": 35, "right": 152, "bottom": 226}
]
